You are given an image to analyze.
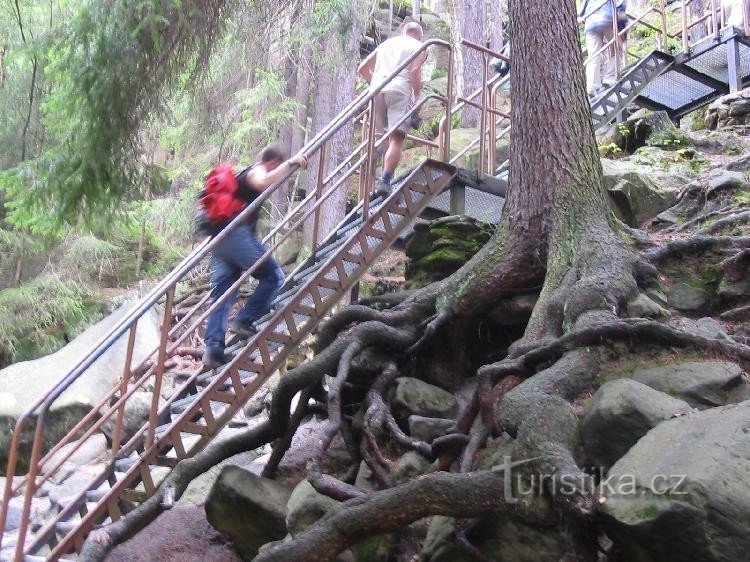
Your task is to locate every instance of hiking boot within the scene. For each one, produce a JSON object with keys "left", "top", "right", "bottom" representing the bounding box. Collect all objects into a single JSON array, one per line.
[
  {"left": 202, "top": 346, "right": 228, "bottom": 369},
  {"left": 229, "top": 317, "right": 258, "bottom": 338},
  {"left": 374, "top": 179, "right": 392, "bottom": 198}
]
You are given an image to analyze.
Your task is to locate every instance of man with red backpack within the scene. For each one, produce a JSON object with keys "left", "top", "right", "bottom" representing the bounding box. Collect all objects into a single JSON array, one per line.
[{"left": 202, "top": 144, "right": 308, "bottom": 368}]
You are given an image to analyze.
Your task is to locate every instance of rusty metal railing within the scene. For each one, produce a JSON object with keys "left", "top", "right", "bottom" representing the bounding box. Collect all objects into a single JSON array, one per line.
[{"left": 0, "top": 38, "right": 455, "bottom": 562}]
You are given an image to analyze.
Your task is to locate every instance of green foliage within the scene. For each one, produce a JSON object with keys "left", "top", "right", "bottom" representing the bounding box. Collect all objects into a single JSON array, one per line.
[
  {"left": 599, "top": 142, "right": 624, "bottom": 157},
  {"left": 0, "top": 273, "right": 95, "bottom": 366},
  {"left": 431, "top": 68, "right": 448, "bottom": 80},
  {"left": 227, "top": 69, "right": 302, "bottom": 157},
  {"left": 3, "top": 0, "right": 235, "bottom": 234}
]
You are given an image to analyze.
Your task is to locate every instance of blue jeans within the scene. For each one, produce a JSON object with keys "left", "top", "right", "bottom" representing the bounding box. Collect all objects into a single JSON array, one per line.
[{"left": 204, "top": 224, "right": 285, "bottom": 350}]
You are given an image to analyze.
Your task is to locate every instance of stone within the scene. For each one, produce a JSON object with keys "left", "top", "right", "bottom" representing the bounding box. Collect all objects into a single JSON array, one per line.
[
  {"left": 600, "top": 401, "right": 750, "bottom": 562},
  {"left": 668, "top": 282, "right": 707, "bottom": 311},
  {"left": 407, "top": 415, "right": 454, "bottom": 442},
  {"left": 48, "top": 464, "right": 106, "bottom": 509},
  {"left": 420, "top": 512, "right": 592, "bottom": 562},
  {"left": 390, "top": 377, "right": 458, "bottom": 421},
  {"left": 0, "top": 301, "right": 161, "bottom": 470},
  {"left": 178, "top": 440, "right": 258, "bottom": 506},
  {"left": 726, "top": 153, "right": 750, "bottom": 172},
  {"left": 101, "top": 391, "right": 155, "bottom": 448},
  {"left": 392, "top": 451, "right": 432, "bottom": 483},
  {"left": 675, "top": 317, "right": 732, "bottom": 342},
  {"left": 707, "top": 168, "right": 746, "bottom": 195},
  {"left": 41, "top": 433, "right": 107, "bottom": 476},
  {"left": 580, "top": 379, "right": 693, "bottom": 470},
  {"left": 601, "top": 161, "right": 676, "bottom": 226},
  {"left": 630, "top": 360, "right": 750, "bottom": 408},
  {"left": 626, "top": 293, "right": 667, "bottom": 319},
  {"left": 205, "top": 466, "right": 291, "bottom": 559},
  {"left": 285, "top": 479, "right": 339, "bottom": 537}
]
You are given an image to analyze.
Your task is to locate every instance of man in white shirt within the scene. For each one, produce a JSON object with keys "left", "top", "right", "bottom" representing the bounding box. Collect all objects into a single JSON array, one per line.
[{"left": 358, "top": 22, "right": 427, "bottom": 193}]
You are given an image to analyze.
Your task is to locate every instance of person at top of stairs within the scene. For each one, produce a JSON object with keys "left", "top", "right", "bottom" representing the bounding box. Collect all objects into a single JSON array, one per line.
[
  {"left": 202, "top": 145, "right": 308, "bottom": 369},
  {"left": 723, "top": 0, "right": 747, "bottom": 29},
  {"left": 579, "top": 0, "right": 627, "bottom": 97},
  {"left": 357, "top": 22, "right": 427, "bottom": 195}
]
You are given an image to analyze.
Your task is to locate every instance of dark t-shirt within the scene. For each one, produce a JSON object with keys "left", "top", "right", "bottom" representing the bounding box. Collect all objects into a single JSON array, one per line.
[{"left": 235, "top": 166, "right": 261, "bottom": 234}]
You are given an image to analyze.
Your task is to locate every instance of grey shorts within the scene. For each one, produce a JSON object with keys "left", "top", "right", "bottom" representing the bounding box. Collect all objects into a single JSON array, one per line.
[{"left": 373, "top": 90, "right": 412, "bottom": 138}]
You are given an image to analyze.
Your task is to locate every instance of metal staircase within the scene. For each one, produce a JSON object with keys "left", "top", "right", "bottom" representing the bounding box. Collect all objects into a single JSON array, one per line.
[{"left": 2, "top": 4, "right": 750, "bottom": 560}]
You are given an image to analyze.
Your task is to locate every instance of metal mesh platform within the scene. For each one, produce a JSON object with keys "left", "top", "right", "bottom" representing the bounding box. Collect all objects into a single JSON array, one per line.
[
  {"left": 639, "top": 69, "right": 717, "bottom": 110},
  {"left": 684, "top": 40, "right": 750, "bottom": 85}
]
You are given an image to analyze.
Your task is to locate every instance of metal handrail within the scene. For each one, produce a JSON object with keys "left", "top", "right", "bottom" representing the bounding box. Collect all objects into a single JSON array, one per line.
[{"left": 0, "top": 38, "right": 454, "bottom": 560}]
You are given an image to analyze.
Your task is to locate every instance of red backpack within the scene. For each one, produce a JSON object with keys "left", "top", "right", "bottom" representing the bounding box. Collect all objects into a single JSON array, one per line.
[{"left": 201, "top": 163, "right": 246, "bottom": 223}]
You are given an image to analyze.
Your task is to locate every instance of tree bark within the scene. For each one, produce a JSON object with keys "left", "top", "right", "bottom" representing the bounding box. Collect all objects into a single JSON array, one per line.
[
  {"left": 453, "top": 0, "right": 486, "bottom": 128},
  {"left": 488, "top": 0, "right": 504, "bottom": 52},
  {"left": 304, "top": 3, "right": 364, "bottom": 246}
]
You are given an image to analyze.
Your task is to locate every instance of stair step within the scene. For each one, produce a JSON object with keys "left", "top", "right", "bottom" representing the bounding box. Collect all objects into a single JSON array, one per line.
[
  {"left": 55, "top": 521, "right": 78, "bottom": 535},
  {"left": 86, "top": 489, "right": 108, "bottom": 502},
  {"left": 170, "top": 395, "right": 198, "bottom": 414}
]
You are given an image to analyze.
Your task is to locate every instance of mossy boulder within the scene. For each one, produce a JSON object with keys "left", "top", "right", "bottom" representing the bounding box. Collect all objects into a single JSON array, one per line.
[
  {"left": 601, "top": 401, "right": 750, "bottom": 562},
  {"left": 404, "top": 216, "right": 493, "bottom": 288},
  {"left": 601, "top": 159, "right": 677, "bottom": 226}
]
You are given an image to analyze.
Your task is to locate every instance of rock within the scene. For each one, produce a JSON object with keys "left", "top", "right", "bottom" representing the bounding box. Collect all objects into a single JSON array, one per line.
[
  {"left": 580, "top": 379, "right": 693, "bottom": 470},
  {"left": 404, "top": 216, "right": 493, "bottom": 289},
  {"left": 205, "top": 466, "right": 291, "bottom": 559},
  {"left": 626, "top": 293, "right": 667, "bottom": 319},
  {"left": 407, "top": 415, "right": 454, "bottom": 442},
  {"left": 101, "top": 391, "right": 155, "bottom": 448},
  {"left": 668, "top": 282, "right": 707, "bottom": 311},
  {"left": 354, "top": 460, "right": 375, "bottom": 492},
  {"left": 674, "top": 317, "right": 732, "bottom": 342},
  {"left": 707, "top": 168, "right": 746, "bottom": 195},
  {"left": 601, "top": 160, "right": 676, "bottom": 225},
  {"left": 705, "top": 87, "right": 750, "bottom": 129},
  {"left": 392, "top": 451, "right": 432, "bottom": 483},
  {"left": 600, "top": 401, "right": 750, "bottom": 562},
  {"left": 420, "top": 512, "right": 592, "bottom": 562},
  {"left": 41, "top": 433, "right": 107, "bottom": 476},
  {"left": 726, "top": 152, "right": 750, "bottom": 172},
  {"left": 285, "top": 479, "right": 339, "bottom": 537},
  {"left": 179, "top": 438, "right": 258, "bottom": 506},
  {"left": 48, "top": 464, "right": 106, "bottom": 509},
  {"left": 630, "top": 360, "right": 750, "bottom": 407},
  {"left": 0, "top": 301, "right": 161, "bottom": 470},
  {"left": 391, "top": 377, "right": 458, "bottom": 421}
]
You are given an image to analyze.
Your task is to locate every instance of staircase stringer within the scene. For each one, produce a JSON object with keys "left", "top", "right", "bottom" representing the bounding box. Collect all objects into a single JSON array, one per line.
[{"left": 46, "top": 159, "right": 457, "bottom": 560}]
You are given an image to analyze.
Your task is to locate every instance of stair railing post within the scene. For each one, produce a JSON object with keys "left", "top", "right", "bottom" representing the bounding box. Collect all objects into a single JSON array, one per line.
[
  {"left": 111, "top": 324, "right": 138, "bottom": 454},
  {"left": 611, "top": 0, "right": 622, "bottom": 79},
  {"left": 363, "top": 97, "right": 377, "bottom": 222},
  {"left": 146, "top": 286, "right": 175, "bottom": 450},
  {"left": 478, "top": 50, "right": 488, "bottom": 178},
  {"left": 442, "top": 45, "right": 453, "bottom": 162},
  {"left": 681, "top": 0, "right": 689, "bottom": 52},
  {"left": 358, "top": 111, "right": 369, "bottom": 202},
  {"left": 711, "top": 0, "right": 720, "bottom": 39},
  {"left": 658, "top": 0, "right": 668, "bottom": 50},
  {"left": 489, "top": 82, "right": 499, "bottom": 175},
  {"left": 312, "top": 142, "right": 326, "bottom": 249}
]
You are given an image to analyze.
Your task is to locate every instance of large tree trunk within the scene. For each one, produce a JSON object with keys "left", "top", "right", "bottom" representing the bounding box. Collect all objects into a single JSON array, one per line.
[
  {"left": 453, "top": 0, "right": 486, "bottom": 128},
  {"left": 303, "top": 3, "right": 364, "bottom": 247}
]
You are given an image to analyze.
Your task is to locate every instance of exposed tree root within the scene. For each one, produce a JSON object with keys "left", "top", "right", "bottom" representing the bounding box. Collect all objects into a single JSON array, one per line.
[
  {"left": 253, "top": 470, "right": 532, "bottom": 562},
  {"left": 642, "top": 235, "right": 750, "bottom": 264},
  {"left": 694, "top": 210, "right": 750, "bottom": 235},
  {"left": 81, "top": 318, "right": 416, "bottom": 561}
]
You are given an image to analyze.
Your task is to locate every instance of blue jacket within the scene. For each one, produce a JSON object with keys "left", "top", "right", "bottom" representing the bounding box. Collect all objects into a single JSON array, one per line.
[{"left": 580, "top": 0, "right": 624, "bottom": 33}]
